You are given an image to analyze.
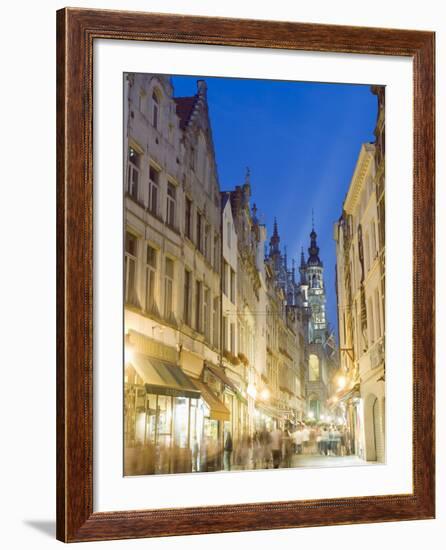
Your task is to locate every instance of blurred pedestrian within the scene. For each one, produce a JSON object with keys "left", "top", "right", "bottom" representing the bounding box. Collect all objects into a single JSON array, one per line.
[
  {"left": 316, "top": 426, "right": 323, "bottom": 455},
  {"left": 283, "top": 427, "right": 293, "bottom": 467},
  {"left": 293, "top": 426, "right": 303, "bottom": 454},
  {"left": 260, "top": 425, "right": 272, "bottom": 468},
  {"left": 302, "top": 424, "right": 310, "bottom": 454},
  {"left": 328, "top": 425, "right": 335, "bottom": 456},
  {"left": 253, "top": 431, "right": 262, "bottom": 468},
  {"left": 224, "top": 432, "right": 233, "bottom": 471},
  {"left": 321, "top": 426, "right": 329, "bottom": 456},
  {"left": 271, "top": 424, "right": 283, "bottom": 468}
]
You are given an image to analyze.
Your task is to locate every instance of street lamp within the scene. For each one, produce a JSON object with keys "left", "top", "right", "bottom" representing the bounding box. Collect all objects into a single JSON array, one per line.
[
  {"left": 337, "top": 375, "right": 347, "bottom": 390},
  {"left": 125, "top": 342, "right": 134, "bottom": 365},
  {"left": 260, "top": 388, "right": 270, "bottom": 401},
  {"left": 247, "top": 384, "right": 257, "bottom": 399}
]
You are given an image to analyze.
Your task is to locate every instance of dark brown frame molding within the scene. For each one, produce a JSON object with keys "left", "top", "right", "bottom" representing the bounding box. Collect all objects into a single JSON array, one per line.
[{"left": 56, "top": 7, "right": 435, "bottom": 542}]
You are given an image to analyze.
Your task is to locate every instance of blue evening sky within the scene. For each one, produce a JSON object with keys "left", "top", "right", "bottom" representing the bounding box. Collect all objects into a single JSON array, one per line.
[{"left": 171, "top": 75, "right": 378, "bottom": 340}]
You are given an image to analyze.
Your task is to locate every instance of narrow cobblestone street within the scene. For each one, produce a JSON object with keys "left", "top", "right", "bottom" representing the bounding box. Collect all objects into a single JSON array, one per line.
[{"left": 230, "top": 453, "right": 369, "bottom": 472}]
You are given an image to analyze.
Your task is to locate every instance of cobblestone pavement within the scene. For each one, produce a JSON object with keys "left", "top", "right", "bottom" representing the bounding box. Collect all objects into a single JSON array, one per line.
[
  {"left": 289, "top": 454, "right": 369, "bottom": 468},
  {"left": 230, "top": 453, "right": 370, "bottom": 471}
]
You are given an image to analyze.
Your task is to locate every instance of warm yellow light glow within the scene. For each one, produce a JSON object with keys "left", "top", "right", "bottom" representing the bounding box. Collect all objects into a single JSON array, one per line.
[
  {"left": 337, "top": 376, "right": 346, "bottom": 390},
  {"left": 332, "top": 396, "right": 338, "bottom": 404},
  {"left": 260, "top": 388, "right": 270, "bottom": 401},
  {"left": 125, "top": 344, "right": 134, "bottom": 364},
  {"left": 308, "top": 411, "right": 315, "bottom": 420},
  {"left": 247, "top": 384, "right": 257, "bottom": 399}
]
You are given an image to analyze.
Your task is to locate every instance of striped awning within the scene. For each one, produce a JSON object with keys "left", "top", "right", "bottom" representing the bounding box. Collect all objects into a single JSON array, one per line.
[
  {"left": 205, "top": 363, "right": 247, "bottom": 404},
  {"left": 131, "top": 352, "right": 200, "bottom": 399},
  {"left": 192, "top": 380, "right": 230, "bottom": 422}
]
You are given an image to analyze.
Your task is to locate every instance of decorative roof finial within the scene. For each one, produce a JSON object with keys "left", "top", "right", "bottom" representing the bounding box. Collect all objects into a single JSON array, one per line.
[
  {"left": 251, "top": 202, "right": 258, "bottom": 224},
  {"left": 312, "top": 208, "right": 315, "bottom": 231},
  {"left": 269, "top": 217, "right": 280, "bottom": 256}
]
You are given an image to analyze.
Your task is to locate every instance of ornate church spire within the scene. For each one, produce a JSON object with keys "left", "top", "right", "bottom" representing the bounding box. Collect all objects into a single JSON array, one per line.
[
  {"left": 242, "top": 166, "right": 251, "bottom": 207},
  {"left": 269, "top": 217, "right": 280, "bottom": 256},
  {"left": 308, "top": 225, "right": 322, "bottom": 266},
  {"left": 251, "top": 202, "right": 258, "bottom": 224},
  {"left": 299, "top": 246, "right": 307, "bottom": 284}
]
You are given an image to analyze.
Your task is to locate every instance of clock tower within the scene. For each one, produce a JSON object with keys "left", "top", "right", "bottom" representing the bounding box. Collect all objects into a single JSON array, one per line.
[{"left": 305, "top": 227, "right": 327, "bottom": 344}]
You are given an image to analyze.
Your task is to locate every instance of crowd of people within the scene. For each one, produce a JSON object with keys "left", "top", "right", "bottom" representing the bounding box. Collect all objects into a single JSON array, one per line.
[
  {"left": 223, "top": 422, "right": 353, "bottom": 471},
  {"left": 125, "top": 421, "right": 353, "bottom": 475}
]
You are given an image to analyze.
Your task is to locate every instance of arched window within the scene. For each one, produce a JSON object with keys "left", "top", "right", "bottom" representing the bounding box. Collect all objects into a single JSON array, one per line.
[
  {"left": 309, "top": 354, "right": 320, "bottom": 381},
  {"left": 152, "top": 90, "right": 160, "bottom": 129}
]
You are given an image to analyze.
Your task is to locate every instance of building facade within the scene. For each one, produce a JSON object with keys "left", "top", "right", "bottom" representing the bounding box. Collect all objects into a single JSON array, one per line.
[
  {"left": 124, "top": 74, "right": 228, "bottom": 474},
  {"left": 334, "top": 86, "right": 385, "bottom": 462}
]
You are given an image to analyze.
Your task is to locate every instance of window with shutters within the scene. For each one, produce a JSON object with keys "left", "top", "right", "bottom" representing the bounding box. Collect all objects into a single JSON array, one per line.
[
  {"left": 213, "top": 296, "right": 219, "bottom": 348},
  {"left": 183, "top": 269, "right": 192, "bottom": 326},
  {"left": 195, "top": 280, "right": 202, "bottom": 332},
  {"left": 196, "top": 211, "right": 202, "bottom": 252},
  {"left": 203, "top": 287, "right": 210, "bottom": 342},
  {"left": 125, "top": 232, "right": 139, "bottom": 307},
  {"left": 164, "top": 258, "right": 174, "bottom": 321},
  {"left": 152, "top": 91, "right": 160, "bottom": 129},
  {"left": 230, "top": 269, "right": 236, "bottom": 303},
  {"left": 166, "top": 182, "right": 176, "bottom": 228},
  {"left": 145, "top": 245, "right": 157, "bottom": 314},
  {"left": 127, "top": 147, "right": 140, "bottom": 201},
  {"left": 148, "top": 166, "right": 159, "bottom": 216},
  {"left": 184, "top": 197, "right": 192, "bottom": 239}
]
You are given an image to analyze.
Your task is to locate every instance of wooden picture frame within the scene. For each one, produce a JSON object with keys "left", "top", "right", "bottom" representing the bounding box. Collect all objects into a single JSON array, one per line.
[{"left": 56, "top": 7, "right": 435, "bottom": 542}]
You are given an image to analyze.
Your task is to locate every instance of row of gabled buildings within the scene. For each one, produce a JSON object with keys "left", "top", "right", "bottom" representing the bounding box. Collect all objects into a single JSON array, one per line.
[{"left": 123, "top": 73, "right": 337, "bottom": 474}]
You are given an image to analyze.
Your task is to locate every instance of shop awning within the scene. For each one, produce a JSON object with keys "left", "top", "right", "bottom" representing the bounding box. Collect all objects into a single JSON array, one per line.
[
  {"left": 205, "top": 363, "right": 247, "bottom": 404},
  {"left": 205, "top": 363, "right": 238, "bottom": 392},
  {"left": 193, "top": 380, "right": 230, "bottom": 422},
  {"left": 255, "top": 401, "right": 285, "bottom": 420},
  {"left": 328, "top": 383, "right": 360, "bottom": 406},
  {"left": 131, "top": 352, "right": 201, "bottom": 399}
]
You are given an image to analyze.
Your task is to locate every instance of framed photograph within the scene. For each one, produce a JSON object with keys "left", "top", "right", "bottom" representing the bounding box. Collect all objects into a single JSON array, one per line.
[{"left": 56, "top": 8, "right": 435, "bottom": 542}]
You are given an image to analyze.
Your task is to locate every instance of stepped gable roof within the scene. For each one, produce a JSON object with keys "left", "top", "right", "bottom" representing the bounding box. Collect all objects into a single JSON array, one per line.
[
  {"left": 221, "top": 191, "right": 231, "bottom": 210},
  {"left": 174, "top": 96, "right": 197, "bottom": 130}
]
